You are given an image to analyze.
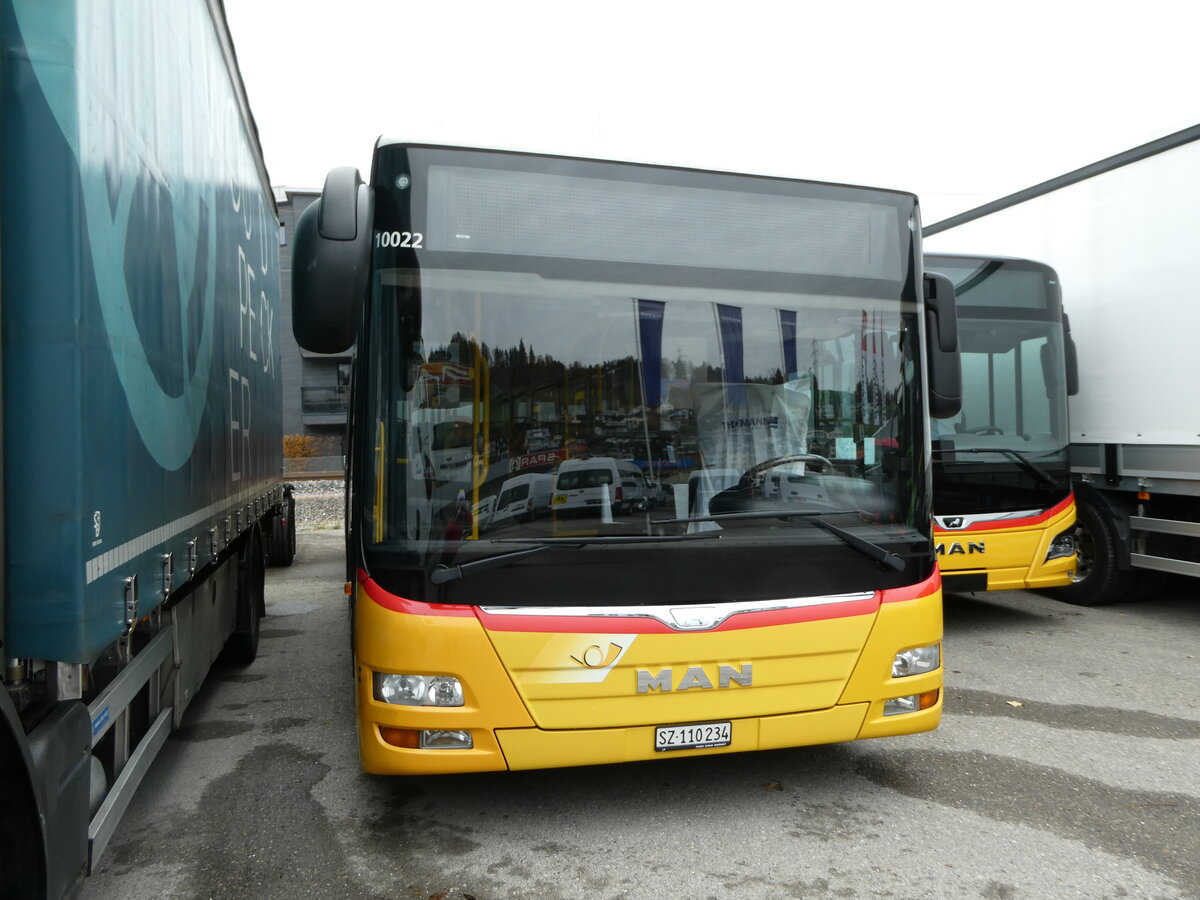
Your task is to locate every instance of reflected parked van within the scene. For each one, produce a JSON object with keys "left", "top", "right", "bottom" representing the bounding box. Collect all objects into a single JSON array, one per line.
[
  {"left": 552, "top": 457, "right": 647, "bottom": 517},
  {"left": 764, "top": 470, "right": 828, "bottom": 505},
  {"left": 489, "top": 472, "right": 554, "bottom": 529}
]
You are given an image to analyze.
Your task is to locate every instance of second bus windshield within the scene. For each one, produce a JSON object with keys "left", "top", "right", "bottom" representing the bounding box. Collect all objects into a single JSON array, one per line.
[
  {"left": 925, "top": 256, "right": 1071, "bottom": 514},
  {"left": 927, "top": 260, "right": 1069, "bottom": 452}
]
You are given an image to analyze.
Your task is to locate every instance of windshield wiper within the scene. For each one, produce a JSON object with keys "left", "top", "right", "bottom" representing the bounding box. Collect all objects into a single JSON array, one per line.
[
  {"left": 431, "top": 533, "right": 719, "bottom": 584},
  {"left": 933, "top": 446, "right": 1063, "bottom": 490},
  {"left": 808, "top": 518, "right": 905, "bottom": 571},
  {"left": 652, "top": 508, "right": 905, "bottom": 572},
  {"left": 430, "top": 545, "right": 554, "bottom": 585}
]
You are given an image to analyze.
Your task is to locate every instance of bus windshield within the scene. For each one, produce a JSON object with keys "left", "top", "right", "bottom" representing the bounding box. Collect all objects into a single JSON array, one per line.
[
  {"left": 359, "top": 147, "right": 933, "bottom": 603},
  {"left": 925, "top": 256, "right": 1071, "bottom": 512}
]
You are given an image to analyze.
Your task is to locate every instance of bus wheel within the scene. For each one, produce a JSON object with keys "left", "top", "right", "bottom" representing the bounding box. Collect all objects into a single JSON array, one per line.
[
  {"left": 1047, "top": 500, "right": 1134, "bottom": 606},
  {"left": 223, "top": 530, "right": 265, "bottom": 664}
]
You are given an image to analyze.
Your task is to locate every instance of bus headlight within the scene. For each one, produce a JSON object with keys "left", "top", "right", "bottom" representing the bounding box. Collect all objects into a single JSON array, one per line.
[
  {"left": 1045, "top": 529, "right": 1076, "bottom": 561},
  {"left": 373, "top": 673, "right": 465, "bottom": 707},
  {"left": 891, "top": 644, "right": 940, "bottom": 678}
]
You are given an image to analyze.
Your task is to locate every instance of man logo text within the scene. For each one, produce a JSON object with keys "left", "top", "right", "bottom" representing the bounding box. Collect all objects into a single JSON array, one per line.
[
  {"left": 935, "top": 541, "right": 986, "bottom": 555},
  {"left": 636, "top": 664, "right": 753, "bottom": 694}
]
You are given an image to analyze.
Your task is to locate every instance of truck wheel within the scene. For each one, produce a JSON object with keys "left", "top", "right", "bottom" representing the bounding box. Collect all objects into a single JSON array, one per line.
[
  {"left": 267, "top": 494, "right": 296, "bottom": 567},
  {"left": 0, "top": 770, "right": 46, "bottom": 899},
  {"left": 289, "top": 492, "right": 298, "bottom": 559},
  {"left": 222, "top": 531, "right": 265, "bottom": 664},
  {"left": 1048, "top": 500, "right": 1135, "bottom": 606}
]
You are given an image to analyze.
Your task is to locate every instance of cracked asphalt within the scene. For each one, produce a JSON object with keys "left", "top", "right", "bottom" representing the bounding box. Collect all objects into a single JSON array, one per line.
[{"left": 83, "top": 532, "right": 1200, "bottom": 900}]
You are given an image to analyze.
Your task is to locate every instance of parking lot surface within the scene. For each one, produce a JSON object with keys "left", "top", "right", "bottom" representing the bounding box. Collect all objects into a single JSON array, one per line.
[{"left": 83, "top": 531, "right": 1199, "bottom": 900}]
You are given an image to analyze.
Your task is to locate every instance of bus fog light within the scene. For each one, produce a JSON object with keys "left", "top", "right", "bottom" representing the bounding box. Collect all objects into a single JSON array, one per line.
[
  {"left": 420, "top": 729, "right": 473, "bottom": 749},
  {"left": 884, "top": 689, "right": 939, "bottom": 716},
  {"left": 885, "top": 694, "right": 919, "bottom": 715},
  {"left": 1045, "top": 530, "right": 1076, "bottom": 561},
  {"left": 891, "top": 644, "right": 939, "bottom": 678},
  {"left": 374, "top": 673, "right": 464, "bottom": 706}
]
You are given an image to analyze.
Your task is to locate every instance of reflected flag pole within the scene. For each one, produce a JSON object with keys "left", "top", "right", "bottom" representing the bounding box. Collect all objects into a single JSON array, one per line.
[{"left": 635, "top": 299, "right": 666, "bottom": 480}]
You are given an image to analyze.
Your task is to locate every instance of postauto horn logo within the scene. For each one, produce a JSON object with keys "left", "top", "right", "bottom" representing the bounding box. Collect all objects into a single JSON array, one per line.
[{"left": 570, "top": 642, "right": 625, "bottom": 669}]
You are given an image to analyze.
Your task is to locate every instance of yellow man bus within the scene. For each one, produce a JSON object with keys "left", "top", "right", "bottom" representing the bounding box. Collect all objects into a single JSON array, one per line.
[
  {"left": 291, "top": 145, "right": 960, "bottom": 774},
  {"left": 925, "top": 254, "right": 1078, "bottom": 592}
]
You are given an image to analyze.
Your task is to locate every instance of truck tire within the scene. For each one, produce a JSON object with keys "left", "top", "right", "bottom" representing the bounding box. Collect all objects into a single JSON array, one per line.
[
  {"left": 0, "top": 695, "right": 47, "bottom": 900},
  {"left": 1048, "top": 500, "right": 1135, "bottom": 606},
  {"left": 0, "top": 770, "right": 45, "bottom": 900},
  {"left": 267, "top": 494, "right": 296, "bottom": 567},
  {"left": 222, "top": 531, "right": 265, "bottom": 664}
]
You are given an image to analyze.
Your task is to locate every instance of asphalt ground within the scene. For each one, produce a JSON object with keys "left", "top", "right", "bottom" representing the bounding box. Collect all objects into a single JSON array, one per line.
[{"left": 82, "top": 531, "right": 1199, "bottom": 900}]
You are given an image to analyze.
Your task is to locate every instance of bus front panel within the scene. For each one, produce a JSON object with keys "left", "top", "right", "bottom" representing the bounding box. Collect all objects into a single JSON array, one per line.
[{"left": 354, "top": 572, "right": 942, "bottom": 774}]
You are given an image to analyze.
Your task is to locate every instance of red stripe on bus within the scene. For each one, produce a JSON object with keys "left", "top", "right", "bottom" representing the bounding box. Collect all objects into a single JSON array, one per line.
[
  {"left": 360, "top": 566, "right": 940, "bottom": 626},
  {"left": 948, "top": 494, "right": 1075, "bottom": 532},
  {"left": 358, "top": 570, "right": 475, "bottom": 617},
  {"left": 878, "top": 567, "right": 940, "bottom": 603}
]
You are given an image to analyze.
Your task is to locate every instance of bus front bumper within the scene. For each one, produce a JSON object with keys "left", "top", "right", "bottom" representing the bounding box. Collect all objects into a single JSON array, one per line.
[
  {"left": 360, "top": 693, "right": 941, "bottom": 774},
  {"left": 354, "top": 573, "right": 944, "bottom": 775}
]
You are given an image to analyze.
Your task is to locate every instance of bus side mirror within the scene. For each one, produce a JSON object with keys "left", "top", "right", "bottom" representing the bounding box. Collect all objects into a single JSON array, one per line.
[
  {"left": 923, "top": 272, "right": 962, "bottom": 419},
  {"left": 1063, "top": 313, "right": 1080, "bottom": 396},
  {"left": 292, "top": 167, "right": 373, "bottom": 354}
]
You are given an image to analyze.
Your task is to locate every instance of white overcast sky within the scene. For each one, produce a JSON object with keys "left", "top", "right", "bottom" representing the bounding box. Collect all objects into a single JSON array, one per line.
[{"left": 224, "top": 0, "right": 1199, "bottom": 225}]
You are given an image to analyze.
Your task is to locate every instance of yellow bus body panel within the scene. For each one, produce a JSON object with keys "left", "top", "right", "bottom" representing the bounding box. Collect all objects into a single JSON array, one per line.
[
  {"left": 485, "top": 612, "right": 874, "bottom": 730},
  {"left": 935, "top": 499, "right": 1076, "bottom": 591},
  {"left": 354, "top": 579, "right": 943, "bottom": 775}
]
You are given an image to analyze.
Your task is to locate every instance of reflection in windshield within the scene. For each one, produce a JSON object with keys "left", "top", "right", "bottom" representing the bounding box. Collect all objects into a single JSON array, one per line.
[{"left": 364, "top": 269, "right": 923, "bottom": 561}]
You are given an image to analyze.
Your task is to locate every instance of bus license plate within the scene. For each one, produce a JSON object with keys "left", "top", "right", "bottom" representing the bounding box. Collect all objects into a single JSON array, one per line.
[{"left": 654, "top": 721, "right": 732, "bottom": 752}]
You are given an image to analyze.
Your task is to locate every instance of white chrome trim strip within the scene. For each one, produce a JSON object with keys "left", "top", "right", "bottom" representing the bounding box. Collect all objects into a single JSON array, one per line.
[{"left": 480, "top": 592, "right": 875, "bottom": 632}]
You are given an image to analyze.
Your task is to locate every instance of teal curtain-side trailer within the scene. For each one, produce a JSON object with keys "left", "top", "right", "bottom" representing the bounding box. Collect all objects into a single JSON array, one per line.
[{"left": 0, "top": 2, "right": 294, "bottom": 895}]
